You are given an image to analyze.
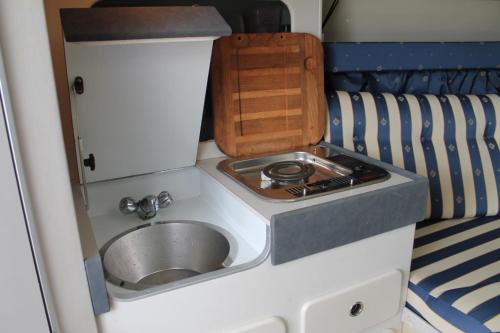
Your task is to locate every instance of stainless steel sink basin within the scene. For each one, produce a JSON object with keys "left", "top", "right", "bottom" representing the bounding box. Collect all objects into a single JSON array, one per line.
[{"left": 100, "top": 221, "right": 231, "bottom": 290}]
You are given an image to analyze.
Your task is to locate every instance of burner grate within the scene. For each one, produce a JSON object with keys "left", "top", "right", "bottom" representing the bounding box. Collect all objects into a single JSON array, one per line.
[
  {"left": 263, "top": 161, "right": 315, "bottom": 183},
  {"left": 286, "top": 185, "right": 308, "bottom": 196},
  {"left": 286, "top": 176, "right": 356, "bottom": 197},
  {"left": 312, "top": 176, "right": 355, "bottom": 187}
]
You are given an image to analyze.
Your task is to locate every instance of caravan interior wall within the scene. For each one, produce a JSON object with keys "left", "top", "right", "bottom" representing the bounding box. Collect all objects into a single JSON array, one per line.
[{"left": 323, "top": 0, "right": 500, "bottom": 42}]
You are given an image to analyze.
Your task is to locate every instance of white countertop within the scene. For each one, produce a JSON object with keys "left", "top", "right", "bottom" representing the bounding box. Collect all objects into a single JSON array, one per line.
[
  {"left": 83, "top": 163, "right": 269, "bottom": 299},
  {"left": 90, "top": 195, "right": 260, "bottom": 267}
]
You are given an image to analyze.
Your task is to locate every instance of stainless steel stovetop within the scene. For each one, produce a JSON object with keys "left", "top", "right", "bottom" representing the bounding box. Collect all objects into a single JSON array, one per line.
[{"left": 217, "top": 146, "right": 390, "bottom": 201}]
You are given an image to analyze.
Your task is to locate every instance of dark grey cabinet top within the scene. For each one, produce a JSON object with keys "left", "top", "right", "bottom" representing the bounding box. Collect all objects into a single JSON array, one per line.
[{"left": 60, "top": 6, "right": 231, "bottom": 42}]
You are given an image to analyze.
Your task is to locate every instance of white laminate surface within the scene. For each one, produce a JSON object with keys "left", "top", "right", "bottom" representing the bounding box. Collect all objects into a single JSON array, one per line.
[
  {"left": 86, "top": 166, "right": 269, "bottom": 299},
  {"left": 91, "top": 195, "right": 261, "bottom": 267}
]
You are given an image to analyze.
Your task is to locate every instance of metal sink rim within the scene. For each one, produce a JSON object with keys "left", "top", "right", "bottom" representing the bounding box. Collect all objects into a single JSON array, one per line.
[{"left": 99, "top": 220, "right": 233, "bottom": 291}]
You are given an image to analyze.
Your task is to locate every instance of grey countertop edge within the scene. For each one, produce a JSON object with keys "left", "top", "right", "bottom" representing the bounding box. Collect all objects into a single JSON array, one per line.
[{"left": 270, "top": 142, "right": 429, "bottom": 265}]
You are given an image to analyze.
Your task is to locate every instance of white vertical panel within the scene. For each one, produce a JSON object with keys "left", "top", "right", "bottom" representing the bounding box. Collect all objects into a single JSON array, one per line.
[
  {"left": 0, "top": 1, "right": 97, "bottom": 332},
  {"left": 0, "top": 96, "right": 49, "bottom": 332},
  {"left": 282, "top": 0, "right": 322, "bottom": 38},
  {"left": 323, "top": 0, "right": 500, "bottom": 42}
]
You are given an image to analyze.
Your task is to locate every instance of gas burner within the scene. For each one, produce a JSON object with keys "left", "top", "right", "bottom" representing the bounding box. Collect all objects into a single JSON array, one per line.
[
  {"left": 218, "top": 146, "right": 390, "bottom": 201},
  {"left": 262, "top": 161, "right": 315, "bottom": 184}
]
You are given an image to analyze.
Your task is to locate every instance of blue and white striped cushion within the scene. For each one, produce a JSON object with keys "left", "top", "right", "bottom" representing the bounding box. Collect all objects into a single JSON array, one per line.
[
  {"left": 326, "top": 92, "right": 500, "bottom": 219},
  {"left": 407, "top": 216, "right": 500, "bottom": 333}
]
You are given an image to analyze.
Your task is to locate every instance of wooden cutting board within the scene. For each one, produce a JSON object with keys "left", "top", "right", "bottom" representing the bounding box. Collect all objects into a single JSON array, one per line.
[{"left": 211, "top": 33, "right": 326, "bottom": 157}]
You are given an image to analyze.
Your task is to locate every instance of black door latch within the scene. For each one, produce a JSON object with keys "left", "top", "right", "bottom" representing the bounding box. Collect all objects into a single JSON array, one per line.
[
  {"left": 74, "top": 76, "right": 84, "bottom": 95},
  {"left": 83, "top": 154, "right": 95, "bottom": 171}
]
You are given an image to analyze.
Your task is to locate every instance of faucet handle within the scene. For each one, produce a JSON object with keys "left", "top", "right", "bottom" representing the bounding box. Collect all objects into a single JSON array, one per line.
[
  {"left": 118, "top": 191, "right": 173, "bottom": 220},
  {"left": 137, "top": 195, "right": 159, "bottom": 220},
  {"left": 119, "top": 197, "right": 137, "bottom": 215},
  {"left": 158, "top": 191, "right": 173, "bottom": 208}
]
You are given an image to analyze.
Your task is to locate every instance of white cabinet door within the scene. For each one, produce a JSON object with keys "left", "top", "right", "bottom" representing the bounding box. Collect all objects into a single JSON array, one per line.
[
  {"left": 0, "top": 81, "right": 51, "bottom": 332},
  {"left": 227, "top": 317, "right": 287, "bottom": 333},
  {"left": 302, "top": 271, "right": 402, "bottom": 333},
  {"left": 65, "top": 40, "right": 213, "bottom": 183}
]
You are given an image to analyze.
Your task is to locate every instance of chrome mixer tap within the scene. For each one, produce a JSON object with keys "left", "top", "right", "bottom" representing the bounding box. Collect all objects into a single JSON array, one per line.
[{"left": 119, "top": 191, "right": 173, "bottom": 220}]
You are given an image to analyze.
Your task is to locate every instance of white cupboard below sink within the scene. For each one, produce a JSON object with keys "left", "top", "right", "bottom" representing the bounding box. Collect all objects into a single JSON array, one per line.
[
  {"left": 228, "top": 317, "right": 287, "bottom": 333},
  {"left": 301, "top": 271, "right": 403, "bottom": 333}
]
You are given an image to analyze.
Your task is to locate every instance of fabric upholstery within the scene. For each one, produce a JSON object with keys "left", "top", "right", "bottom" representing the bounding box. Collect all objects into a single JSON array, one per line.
[
  {"left": 325, "top": 92, "right": 500, "bottom": 219},
  {"left": 323, "top": 42, "right": 500, "bottom": 96},
  {"left": 324, "top": 42, "right": 500, "bottom": 73},
  {"left": 325, "top": 70, "right": 500, "bottom": 96},
  {"left": 407, "top": 216, "right": 500, "bottom": 333}
]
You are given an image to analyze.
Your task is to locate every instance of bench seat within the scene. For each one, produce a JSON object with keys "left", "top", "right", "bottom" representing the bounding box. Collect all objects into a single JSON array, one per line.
[{"left": 407, "top": 216, "right": 500, "bottom": 333}]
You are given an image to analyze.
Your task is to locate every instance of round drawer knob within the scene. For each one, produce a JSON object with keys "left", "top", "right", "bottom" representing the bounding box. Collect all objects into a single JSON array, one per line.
[{"left": 349, "top": 301, "right": 364, "bottom": 317}]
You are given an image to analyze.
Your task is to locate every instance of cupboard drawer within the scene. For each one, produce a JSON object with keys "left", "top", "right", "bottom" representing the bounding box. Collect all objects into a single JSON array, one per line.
[{"left": 301, "top": 271, "right": 402, "bottom": 333}]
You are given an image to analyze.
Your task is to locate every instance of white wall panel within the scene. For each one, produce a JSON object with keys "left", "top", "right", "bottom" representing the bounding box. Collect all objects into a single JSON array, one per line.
[
  {"left": 323, "top": 0, "right": 500, "bottom": 42},
  {"left": 0, "top": 1, "right": 97, "bottom": 332},
  {"left": 0, "top": 79, "right": 50, "bottom": 333}
]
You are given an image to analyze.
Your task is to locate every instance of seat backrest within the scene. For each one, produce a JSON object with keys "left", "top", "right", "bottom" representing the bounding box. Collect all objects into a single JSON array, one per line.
[{"left": 326, "top": 91, "right": 500, "bottom": 220}]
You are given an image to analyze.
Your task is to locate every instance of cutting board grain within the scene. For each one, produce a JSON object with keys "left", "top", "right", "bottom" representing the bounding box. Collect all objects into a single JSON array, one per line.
[{"left": 211, "top": 33, "right": 326, "bottom": 157}]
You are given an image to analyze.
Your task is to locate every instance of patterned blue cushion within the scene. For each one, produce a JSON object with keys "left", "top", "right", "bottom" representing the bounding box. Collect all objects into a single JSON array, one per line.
[
  {"left": 407, "top": 216, "right": 500, "bottom": 333},
  {"left": 326, "top": 92, "right": 500, "bottom": 219}
]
